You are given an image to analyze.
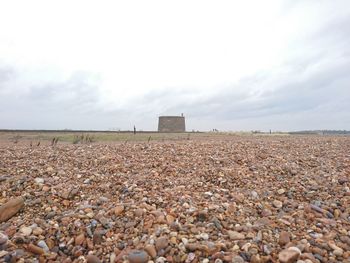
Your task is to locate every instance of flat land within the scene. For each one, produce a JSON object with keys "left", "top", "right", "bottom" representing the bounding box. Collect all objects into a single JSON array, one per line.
[{"left": 0, "top": 134, "right": 349, "bottom": 262}]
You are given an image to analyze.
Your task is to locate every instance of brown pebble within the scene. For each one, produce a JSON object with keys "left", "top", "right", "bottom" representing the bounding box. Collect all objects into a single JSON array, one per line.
[
  {"left": 0, "top": 197, "right": 24, "bottom": 223},
  {"left": 27, "top": 243, "right": 44, "bottom": 255},
  {"left": 279, "top": 231, "right": 291, "bottom": 246},
  {"left": 278, "top": 248, "right": 299, "bottom": 263},
  {"left": 166, "top": 214, "right": 175, "bottom": 224},
  {"left": 75, "top": 233, "right": 85, "bottom": 246},
  {"left": 145, "top": 244, "right": 157, "bottom": 258},
  {"left": 114, "top": 205, "right": 125, "bottom": 216},
  {"left": 86, "top": 254, "right": 101, "bottom": 263},
  {"left": 155, "top": 237, "right": 169, "bottom": 251},
  {"left": 128, "top": 250, "right": 149, "bottom": 263}
]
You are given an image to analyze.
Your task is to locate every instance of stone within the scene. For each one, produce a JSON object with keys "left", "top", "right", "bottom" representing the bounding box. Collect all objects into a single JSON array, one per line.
[
  {"left": 186, "top": 252, "right": 196, "bottom": 263},
  {"left": 34, "top": 178, "right": 44, "bottom": 184},
  {"left": 232, "top": 255, "right": 245, "bottom": 263},
  {"left": 251, "top": 191, "right": 259, "bottom": 199},
  {"left": 86, "top": 254, "right": 101, "bottom": 263},
  {"left": 199, "top": 233, "right": 209, "bottom": 240},
  {"left": 278, "top": 248, "right": 300, "bottom": 263},
  {"left": 0, "top": 250, "right": 8, "bottom": 258},
  {"left": 27, "top": 243, "right": 44, "bottom": 255},
  {"left": 114, "top": 205, "right": 125, "bottom": 216},
  {"left": 32, "top": 227, "right": 43, "bottom": 236},
  {"left": 273, "top": 200, "right": 283, "bottom": 209},
  {"left": 0, "top": 197, "right": 24, "bottom": 222},
  {"left": 20, "top": 226, "right": 32, "bottom": 236},
  {"left": 128, "top": 250, "right": 149, "bottom": 263},
  {"left": 277, "top": 188, "right": 286, "bottom": 195},
  {"left": 279, "top": 231, "right": 291, "bottom": 246},
  {"left": 155, "top": 237, "right": 169, "bottom": 251},
  {"left": 93, "top": 230, "right": 104, "bottom": 244},
  {"left": 228, "top": 230, "right": 245, "bottom": 240},
  {"left": 1, "top": 132, "right": 350, "bottom": 261},
  {"left": 75, "top": 233, "right": 85, "bottom": 246},
  {"left": 42, "top": 185, "right": 50, "bottom": 192},
  {"left": 134, "top": 208, "right": 144, "bottom": 217},
  {"left": 333, "top": 248, "right": 343, "bottom": 257},
  {"left": 145, "top": 244, "right": 157, "bottom": 258},
  {"left": 0, "top": 232, "right": 8, "bottom": 245},
  {"left": 166, "top": 214, "right": 175, "bottom": 224},
  {"left": 37, "top": 240, "right": 49, "bottom": 252}
]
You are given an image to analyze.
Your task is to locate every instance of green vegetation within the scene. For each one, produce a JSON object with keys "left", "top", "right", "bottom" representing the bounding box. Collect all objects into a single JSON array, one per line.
[{"left": 0, "top": 130, "right": 296, "bottom": 145}]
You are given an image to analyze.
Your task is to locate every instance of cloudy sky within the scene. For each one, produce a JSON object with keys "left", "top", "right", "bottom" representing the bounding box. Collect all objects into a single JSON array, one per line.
[{"left": 0, "top": 1, "right": 349, "bottom": 131}]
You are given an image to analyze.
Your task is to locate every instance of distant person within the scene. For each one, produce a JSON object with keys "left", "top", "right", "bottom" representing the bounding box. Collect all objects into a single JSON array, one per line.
[{"left": 134, "top": 125, "right": 136, "bottom": 135}]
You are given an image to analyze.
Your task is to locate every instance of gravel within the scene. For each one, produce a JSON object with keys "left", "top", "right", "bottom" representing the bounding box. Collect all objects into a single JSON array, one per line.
[{"left": 0, "top": 135, "right": 349, "bottom": 262}]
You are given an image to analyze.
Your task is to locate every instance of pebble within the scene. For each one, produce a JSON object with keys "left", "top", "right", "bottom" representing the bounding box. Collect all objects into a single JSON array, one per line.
[
  {"left": 32, "top": 227, "right": 43, "bottom": 236},
  {"left": 0, "top": 251, "right": 8, "bottom": 258},
  {"left": 156, "top": 257, "right": 167, "bottom": 263},
  {"left": 145, "top": 244, "right": 157, "bottom": 258},
  {"left": 232, "top": 255, "right": 245, "bottom": 263},
  {"left": 333, "top": 248, "right": 343, "bottom": 257},
  {"left": 228, "top": 230, "right": 245, "bottom": 240},
  {"left": 114, "top": 205, "right": 125, "bottom": 216},
  {"left": 0, "top": 232, "right": 8, "bottom": 245},
  {"left": 20, "top": 226, "right": 32, "bottom": 236},
  {"left": 75, "top": 233, "right": 85, "bottom": 246},
  {"left": 155, "top": 237, "right": 168, "bottom": 251},
  {"left": 27, "top": 243, "right": 44, "bottom": 255},
  {"left": 251, "top": 191, "right": 259, "bottom": 199},
  {"left": 278, "top": 248, "right": 300, "bottom": 263},
  {"left": 0, "top": 136, "right": 349, "bottom": 262},
  {"left": 277, "top": 188, "right": 286, "bottom": 195},
  {"left": 273, "top": 200, "right": 283, "bottom": 209},
  {"left": 34, "top": 178, "right": 44, "bottom": 184},
  {"left": 0, "top": 197, "right": 24, "bottom": 223},
  {"left": 37, "top": 240, "right": 49, "bottom": 252},
  {"left": 86, "top": 254, "right": 101, "bottom": 263},
  {"left": 128, "top": 250, "right": 149, "bottom": 263},
  {"left": 199, "top": 233, "right": 209, "bottom": 240},
  {"left": 279, "top": 231, "right": 291, "bottom": 246}
]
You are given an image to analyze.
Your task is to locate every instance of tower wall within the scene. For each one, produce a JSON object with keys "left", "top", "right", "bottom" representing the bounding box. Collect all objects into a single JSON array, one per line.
[{"left": 158, "top": 116, "right": 186, "bottom": 132}]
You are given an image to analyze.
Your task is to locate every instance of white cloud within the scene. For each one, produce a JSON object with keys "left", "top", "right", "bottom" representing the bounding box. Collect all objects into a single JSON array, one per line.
[{"left": 0, "top": 0, "right": 349, "bottom": 130}]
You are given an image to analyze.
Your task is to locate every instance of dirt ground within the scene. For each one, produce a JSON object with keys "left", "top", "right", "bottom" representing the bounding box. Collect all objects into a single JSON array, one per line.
[{"left": 0, "top": 134, "right": 349, "bottom": 262}]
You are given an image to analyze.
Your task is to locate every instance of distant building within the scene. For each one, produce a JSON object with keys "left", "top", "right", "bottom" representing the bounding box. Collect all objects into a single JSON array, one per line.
[{"left": 158, "top": 115, "right": 186, "bottom": 132}]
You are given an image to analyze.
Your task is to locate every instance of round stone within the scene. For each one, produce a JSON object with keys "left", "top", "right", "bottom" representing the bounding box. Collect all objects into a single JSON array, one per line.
[
  {"left": 273, "top": 200, "right": 283, "bottom": 209},
  {"left": 278, "top": 248, "right": 300, "bottom": 263},
  {"left": 32, "top": 227, "right": 43, "bottom": 236},
  {"left": 199, "top": 233, "right": 209, "bottom": 240},
  {"left": 279, "top": 231, "right": 291, "bottom": 246},
  {"left": 34, "top": 178, "right": 44, "bottom": 184},
  {"left": 128, "top": 250, "right": 149, "bottom": 263},
  {"left": 114, "top": 205, "right": 125, "bottom": 216},
  {"left": 333, "top": 248, "right": 343, "bottom": 257},
  {"left": 37, "top": 240, "right": 49, "bottom": 252},
  {"left": 86, "top": 254, "right": 101, "bottom": 263},
  {"left": 20, "top": 226, "right": 32, "bottom": 236},
  {"left": 0, "top": 232, "right": 8, "bottom": 245},
  {"left": 228, "top": 230, "right": 245, "bottom": 240},
  {"left": 232, "top": 255, "right": 245, "bottom": 263},
  {"left": 145, "top": 244, "right": 157, "bottom": 258},
  {"left": 155, "top": 237, "right": 169, "bottom": 251},
  {"left": 277, "top": 188, "right": 286, "bottom": 195}
]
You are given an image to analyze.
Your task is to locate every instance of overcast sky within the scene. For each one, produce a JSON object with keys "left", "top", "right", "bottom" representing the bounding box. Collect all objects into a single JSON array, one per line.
[{"left": 0, "top": 1, "right": 349, "bottom": 131}]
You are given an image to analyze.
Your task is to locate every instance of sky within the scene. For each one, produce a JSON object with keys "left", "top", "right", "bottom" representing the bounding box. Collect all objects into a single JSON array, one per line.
[{"left": 0, "top": 0, "right": 349, "bottom": 131}]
